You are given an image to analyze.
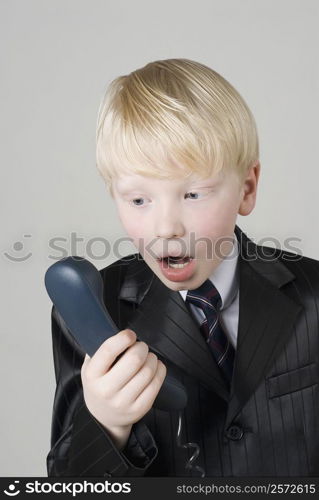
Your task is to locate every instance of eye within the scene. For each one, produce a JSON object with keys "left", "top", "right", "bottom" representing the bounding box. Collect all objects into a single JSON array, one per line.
[
  {"left": 185, "top": 192, "right": 200, "bottom": 200},
  {"left": 131, "top": 197, "right": 146, "bottom": 206}
]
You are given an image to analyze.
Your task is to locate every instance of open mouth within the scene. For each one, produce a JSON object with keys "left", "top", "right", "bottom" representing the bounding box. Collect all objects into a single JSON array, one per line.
[{"left": 158, "top": 256, "right": 193, "bottom": 269}]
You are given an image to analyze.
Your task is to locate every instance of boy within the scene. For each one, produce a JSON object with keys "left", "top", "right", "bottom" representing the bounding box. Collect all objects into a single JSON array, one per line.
[{"left": 47, "top": 59, "right": 319, "bottom": 477}]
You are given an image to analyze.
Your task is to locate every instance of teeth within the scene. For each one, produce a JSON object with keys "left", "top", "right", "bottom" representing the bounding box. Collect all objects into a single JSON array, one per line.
[
  {"left": 159, "top": 256, "right": 193, "bottom": 269},
  {"left": 162, "top": 256, "right": 192, "bottom": 269},
  {"left": 168, "top": 261, "right": 189, "bottom": 269}
]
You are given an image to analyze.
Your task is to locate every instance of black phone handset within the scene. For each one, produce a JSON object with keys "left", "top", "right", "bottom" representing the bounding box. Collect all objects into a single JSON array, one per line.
[
  {"left": 45, "top": 256, "right": 187, "bottom": 412},
  {"left": 45, "top": 256, "right": 205, "bottom": 476}
]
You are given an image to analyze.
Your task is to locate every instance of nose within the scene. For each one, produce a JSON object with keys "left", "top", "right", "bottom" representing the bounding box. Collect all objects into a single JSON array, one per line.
[{"left": 155, "top": 210, "right": 185, "bottom": 239}]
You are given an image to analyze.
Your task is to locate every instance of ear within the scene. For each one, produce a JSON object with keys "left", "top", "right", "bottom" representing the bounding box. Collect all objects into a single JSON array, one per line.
[{"left": 238, "top": 161, "right": 261, "bottom": 216}]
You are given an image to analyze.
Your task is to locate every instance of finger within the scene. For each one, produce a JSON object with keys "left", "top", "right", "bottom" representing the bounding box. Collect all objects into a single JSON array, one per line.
[
  {"left": 131, "top": 360, "right": 167, "bottom": 412},
  {"left": 101, "top": 340, "right": 149, "bottom": 390},
  {"left": 81, "top": 353, "right": 90, "bottom": 370},
  {"left": 118, "top": 352, "right": 158, "bottom": 403},
  {"left": 85, "top": 329, "right": 136, "bottom": 379}
]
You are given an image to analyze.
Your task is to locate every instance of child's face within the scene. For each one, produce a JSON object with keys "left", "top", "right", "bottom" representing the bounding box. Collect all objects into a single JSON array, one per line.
[{"left": 112, "top": 166, "right": 258, "bottom": 291}]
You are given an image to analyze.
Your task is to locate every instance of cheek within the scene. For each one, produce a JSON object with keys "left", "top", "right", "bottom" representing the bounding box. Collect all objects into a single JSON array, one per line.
[
  {"left": 117, "top": 207, "right": 142, "bottom": 238},
  {"left": 191, "top": 197, "right": 239, "bottom": 238},
  {"left": 122, "top": 220, "right": 142, "bottom": 239},
  {"left": 118, "top": 210, "right": 152, "bottom": 251}
]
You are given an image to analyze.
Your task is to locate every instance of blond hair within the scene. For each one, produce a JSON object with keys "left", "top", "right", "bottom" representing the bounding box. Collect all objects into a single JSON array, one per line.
[{"left": 96, "top": 58, "right": 259, "bottom": 194}]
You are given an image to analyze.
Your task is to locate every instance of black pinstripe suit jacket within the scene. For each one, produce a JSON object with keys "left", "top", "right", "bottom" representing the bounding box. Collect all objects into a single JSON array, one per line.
[{"left": 47, "top": 226, "right": 319, "bottom": 477}]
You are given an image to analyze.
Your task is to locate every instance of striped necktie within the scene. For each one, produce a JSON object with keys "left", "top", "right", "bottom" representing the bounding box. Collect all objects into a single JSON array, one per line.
[{"left": 186, "top": 279, "right": 235, "bottom": 386}]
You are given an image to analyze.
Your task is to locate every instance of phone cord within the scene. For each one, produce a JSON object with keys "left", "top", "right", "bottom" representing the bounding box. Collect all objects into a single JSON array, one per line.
[{"left": 176, "top": 410, "right": 206, "bottom": 477}]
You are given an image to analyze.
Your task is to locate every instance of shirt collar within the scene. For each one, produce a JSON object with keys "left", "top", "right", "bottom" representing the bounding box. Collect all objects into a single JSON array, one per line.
[{"left": 179, "top": 233, "right": 239, "bottom": 310}]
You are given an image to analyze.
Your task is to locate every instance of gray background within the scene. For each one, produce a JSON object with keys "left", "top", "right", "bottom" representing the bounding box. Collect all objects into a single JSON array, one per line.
[{"left": 1, "top": 0, "right": 318, "bottom": 476}]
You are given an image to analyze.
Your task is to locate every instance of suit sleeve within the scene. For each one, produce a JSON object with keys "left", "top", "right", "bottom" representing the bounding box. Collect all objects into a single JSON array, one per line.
[{"left": 46, "top": 306, "right": 158, "bottom": 477}]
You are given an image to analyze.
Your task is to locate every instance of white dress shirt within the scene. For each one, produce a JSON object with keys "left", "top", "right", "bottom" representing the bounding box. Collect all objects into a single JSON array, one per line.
[{"left": 179, "top": 234, "right": 240, "bottom": 348}]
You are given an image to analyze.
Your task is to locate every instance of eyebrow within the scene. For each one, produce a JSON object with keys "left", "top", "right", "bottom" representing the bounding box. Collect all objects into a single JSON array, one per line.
[
  {"left": 115, "top": 177, "right": 220, "bottom": 194},
  {"left": 115, "top": 185, "right": 145, "bottom": 194}
]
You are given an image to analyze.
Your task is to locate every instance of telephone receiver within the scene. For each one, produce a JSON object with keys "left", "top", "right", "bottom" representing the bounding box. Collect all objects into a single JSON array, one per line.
[{"left": 44, "top": 256, "right": 188, "bottom": 412}]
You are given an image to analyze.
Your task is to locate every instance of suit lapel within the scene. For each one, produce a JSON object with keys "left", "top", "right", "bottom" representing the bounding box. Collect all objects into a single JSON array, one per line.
[{"left": 225, "top": 227, "right": 303, "bottom": 426}]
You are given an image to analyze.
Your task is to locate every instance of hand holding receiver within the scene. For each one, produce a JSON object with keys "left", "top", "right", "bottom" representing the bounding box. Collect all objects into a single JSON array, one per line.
[
  {"left": 81, "top": 328, "right": 166, "bottom": 449},
  {"left": 44, "top": 256, "right": 188, "bottom": 413}
]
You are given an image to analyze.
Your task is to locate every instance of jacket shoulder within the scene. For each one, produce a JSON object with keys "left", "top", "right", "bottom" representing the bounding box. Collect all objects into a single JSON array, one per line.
[
  {"left": 276, "top": 248, "right": 319, "bottom": 271},
  {"left": 98, "top": 253, "right": 154, "bottom": 312},
  {"left": 275, "top": 248, "right": 319, "bottom": 292},
  {"left": 99, "top": 252, "right": 141, "bottom": 277},
  {"left": 98, "top": 253, "right": 151, "bottom": 288}
]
